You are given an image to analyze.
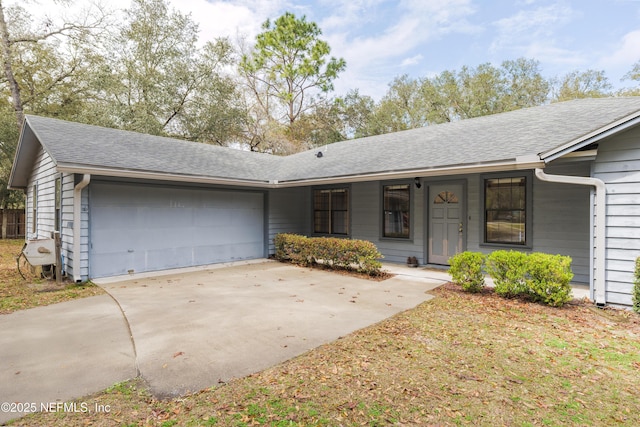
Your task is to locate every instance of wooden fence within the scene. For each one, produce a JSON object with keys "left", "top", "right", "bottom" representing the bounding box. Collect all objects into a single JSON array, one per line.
[{"left": 1, "top": 209, "right": 25, "bottom": 239}]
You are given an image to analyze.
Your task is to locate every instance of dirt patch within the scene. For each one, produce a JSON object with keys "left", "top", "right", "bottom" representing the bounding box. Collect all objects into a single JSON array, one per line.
[{"left": 0, "top": 239, "right": 103, "bottom": 314}]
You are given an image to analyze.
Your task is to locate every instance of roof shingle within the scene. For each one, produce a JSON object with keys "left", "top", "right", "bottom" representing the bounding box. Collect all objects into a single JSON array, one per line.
[{"left": 11, "top": 97, "right": 640, "bottom": 188}]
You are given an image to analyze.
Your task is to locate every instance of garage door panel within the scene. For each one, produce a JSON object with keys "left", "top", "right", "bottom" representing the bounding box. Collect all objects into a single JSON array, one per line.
[
  {"left": 91, "top": 252, "right": 129, "bottom": 277},
  {"left": 194, "top": 208, "right": 228, "bottom": 226},
  {"left": 90, "top": 183, "right": 264, "bottom": 278},
  {"left": 235, "top": 224, "right": 264, "bottom": 242}
]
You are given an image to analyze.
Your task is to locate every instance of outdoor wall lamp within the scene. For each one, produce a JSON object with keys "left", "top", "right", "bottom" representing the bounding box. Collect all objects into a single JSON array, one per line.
[{"left": 414, "top": 177, "right": 422, "bottom": 189}]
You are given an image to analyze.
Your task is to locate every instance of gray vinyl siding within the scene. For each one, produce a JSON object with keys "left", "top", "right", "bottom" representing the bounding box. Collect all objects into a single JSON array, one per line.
[
  {"left": 24, "top": 147, "right": 88, "bottom": 279},
  {"left": 593, "top": 126, "right": 640, "bottom": 306},
  {"left": 267, "top": 187, "right": 310, "bottom": 254},
  {"left": 531, "top": 163, "right": 591, "bottom": 284},
  {"left": 60, "top": 173, "right": 74, "bottom": 277},
  {"left": 25, "top": 147, "right": 58, "bottom": 240},
  {"left": 277, "top": 170, "right": 591, "bottom": 278},
  {"left": 460, "top": 166, "right": 591, "bottom": 283},
  {"left": 61, "top": 175, "right": 89, "bottom": 280},
  {"left": 466, "top": 175, "right": 481, "bottom": 251},
  {"left": 351, "top": 180, "right": 425, "bottom": 264}
]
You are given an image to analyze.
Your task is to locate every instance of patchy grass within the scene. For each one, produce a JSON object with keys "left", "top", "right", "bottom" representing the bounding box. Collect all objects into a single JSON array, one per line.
[
  {"left": 12, "top": 283, "right": 640, "bottom": 426},
  {"left": 0, "top": 239, "right": 103, "bottom": 314}
]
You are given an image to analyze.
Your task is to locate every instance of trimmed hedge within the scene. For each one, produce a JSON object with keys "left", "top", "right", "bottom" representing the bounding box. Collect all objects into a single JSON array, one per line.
[
  {"left": 449, "top": 250, "right": 574, "bottom": 307},
  {"left": 274, "top": 233, "right": 383, "bottom": 276},
  {"left": 633, "top": 257, "right": 640, "bottom": 314},
  {"left": 525, "top": 253, "right": 573, "bottom": 307},
  {"left": 448, "top": 251, "right": 485, "bottom": 293},
  {"left": 485, "top": 250, "right": 529, "bottom": 298}
]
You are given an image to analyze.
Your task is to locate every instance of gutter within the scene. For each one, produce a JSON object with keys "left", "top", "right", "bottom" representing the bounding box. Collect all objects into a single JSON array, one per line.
[
  {"left": 57, "top": 158, "right": 545, "bottom": 190},
  {"left": 277, "top": 156, "right": 544, "bottom": 187},
  {"left": 534, "top": 169, "right": 606, "bottom": 305},
  {"left": 73, "top": 174, "right": 90, "bottom": 282},
  {"left": 56, "top": 165, "right": 273, "bottom": 189}
]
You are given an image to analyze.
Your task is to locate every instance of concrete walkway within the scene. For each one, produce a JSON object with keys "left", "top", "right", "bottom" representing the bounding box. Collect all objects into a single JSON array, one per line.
[
  {"left": 0, "top": 260, "right": 447, "bottom": 423},
  {"left": 0, "top": 295, "right": 137, "bottom": 423}
]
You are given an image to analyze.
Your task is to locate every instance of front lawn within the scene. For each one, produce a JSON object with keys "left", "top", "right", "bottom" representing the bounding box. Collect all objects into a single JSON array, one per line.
[
  {"left": 0, "top": 239, "right": 103, "bottom": 314},
  {"left": 13, "top": 282, "right": 640, "bottom": 426}
]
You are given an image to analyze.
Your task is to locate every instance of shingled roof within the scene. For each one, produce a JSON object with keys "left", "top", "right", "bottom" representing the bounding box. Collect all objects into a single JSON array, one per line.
[
  {"left": 275, "top": 97, "right": 640, "bottom": 183},
  {"left": 9, "top": 116, "right": 281, "bottom": 188},
  {"left": 9, "top": 97, "right": 640, "bottom": 189}
]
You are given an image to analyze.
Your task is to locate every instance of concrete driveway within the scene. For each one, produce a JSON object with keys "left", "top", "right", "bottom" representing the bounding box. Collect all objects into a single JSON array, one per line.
[
  {"left": 0, "top": 295, "right": 137, "bottom": 424},
  {"left": 96, "top": 261, "right": 446, "bottom": 398},
  {"left": 0, "top": 260, "right": 447, "bottom": 422}
]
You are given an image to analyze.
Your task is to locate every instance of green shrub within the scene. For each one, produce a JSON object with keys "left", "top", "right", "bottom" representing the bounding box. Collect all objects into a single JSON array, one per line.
[
  {"left": 448, "top": 251, "right": 485, "bottom": 293},
  {"left": 485, "top": 250, "right": 528, "bottom": 298},
  {"left": 273, "top": 233, "right": 383, "bottom": 276},
  {"left": 274, "top": 233, "right": 313, "bottom": 266},
  {"left": 452, "top": 250, "right": 575, "bottom": 307},
  {"left": 633, "top": 257, "right": 640, "bottom": 314},
  {"left": 525, "top": 253, "right": 574, "bottom": 307}
]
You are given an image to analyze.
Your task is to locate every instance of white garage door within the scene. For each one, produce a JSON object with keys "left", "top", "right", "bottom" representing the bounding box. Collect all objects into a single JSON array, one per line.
[{"left": 89, "top": 182, "right": 264, "bottom": 278}]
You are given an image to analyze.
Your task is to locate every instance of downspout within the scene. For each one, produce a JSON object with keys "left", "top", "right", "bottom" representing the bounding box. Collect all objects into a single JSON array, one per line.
[
  {"left": 534, "top": 169, "right": 606, "bottom": 306},
  {"left": 73, "top": 174, "right": 90, "bottom": 282}
]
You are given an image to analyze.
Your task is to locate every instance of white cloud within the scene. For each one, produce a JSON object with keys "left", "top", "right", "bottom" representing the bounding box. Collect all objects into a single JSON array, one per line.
[
  {"left": 401, "top": 54, "right": 423, "bottom": 67},
  {"left": 321, "top": 0, "right": 480, "bottom": 99},
  {"left": 164, "top": 0, "right": 290, "bottom": 43},
  {"left": 7, "top": 0, "right": 286, "bottom": 45},
  {"left": 490, "top": 3, "right": 575, "bottom": 54},
  {"left": 317, "top": 0, "right": 387, "bottom": 31},
  {"left": 595, "top": 29, "right": 640, "bottom": 87},
  {"left": 16, "top": 0, "right": 636, "bottom": 102},
  {"left": 599, "top": 29, "right": 640, "bottom": 68},
  {"left": 524, "top": 42, "right": 585, "bottom": 69}
]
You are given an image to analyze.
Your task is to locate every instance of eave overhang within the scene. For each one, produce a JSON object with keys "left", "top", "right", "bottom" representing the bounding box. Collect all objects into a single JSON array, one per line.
[
  {"left": 7, "top": 119, "right": 45, "bottom": 190},
  {"left": 274, "top": 157, "right": 544, "bottom": 187},
  {"left": 540, "top": 111, "right": 640, "bottom": 163},
  {"left": 55, "top": 164, "right": 276, "bottom": 188},
  {"left": 54, "top": 156, "right": 545, "bottom": 189}
]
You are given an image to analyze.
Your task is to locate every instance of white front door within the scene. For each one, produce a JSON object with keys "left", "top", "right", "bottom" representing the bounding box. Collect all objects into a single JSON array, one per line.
[{"left": 428, "top": 183, "right": 465, "bottom": 265}]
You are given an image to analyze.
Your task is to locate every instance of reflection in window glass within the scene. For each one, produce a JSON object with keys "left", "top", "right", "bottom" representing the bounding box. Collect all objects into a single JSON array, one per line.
[
  {"left": 55, "top": 178, "right": 61, "bottom": 232},
  {"left": 383, "top": 184, "right": 410, "bottom": 238},
  {"left": 314, "top": 188, "right": 348, "bottom": 235},
  {"left": 434, "top": 191, "right": 458, "bottom": 204},
  {"left": 484, "top": 177, "right": 526, "bottom": 244}
]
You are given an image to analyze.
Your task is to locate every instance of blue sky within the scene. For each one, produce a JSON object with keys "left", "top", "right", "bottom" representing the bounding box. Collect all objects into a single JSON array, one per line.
[{"left": 14, "top": 0, "right": 640, "bottom": 100}]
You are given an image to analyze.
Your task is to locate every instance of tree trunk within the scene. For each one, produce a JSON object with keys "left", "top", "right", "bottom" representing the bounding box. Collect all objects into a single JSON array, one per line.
[
  {"left": 1, "top": 209, "right": 6, "bottom": 240},
  {"left": 0, "top": 1, "right": 24, "bottom": 128}
]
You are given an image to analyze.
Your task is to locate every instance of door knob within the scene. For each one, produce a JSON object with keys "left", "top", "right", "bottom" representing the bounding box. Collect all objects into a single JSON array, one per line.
[{"left": 459, "top": 222, "right": 463, "bottom": 233}]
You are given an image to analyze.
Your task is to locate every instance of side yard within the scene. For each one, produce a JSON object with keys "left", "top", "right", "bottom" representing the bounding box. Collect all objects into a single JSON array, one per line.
[
  {"left": 0, "top": 240, "right": 102, "bottom": 314},
  {"left": 12, "top": 282, "right": 640, "bottom": 426}
]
